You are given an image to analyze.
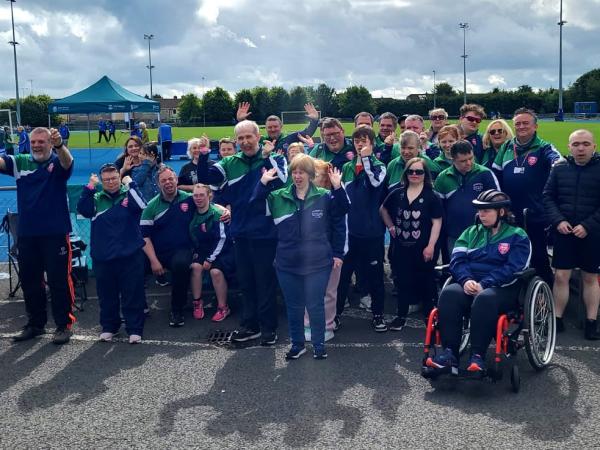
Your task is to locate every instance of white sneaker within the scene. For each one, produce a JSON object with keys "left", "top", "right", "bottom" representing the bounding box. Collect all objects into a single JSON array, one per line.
[
  {"left": 99, "top": 332, "right": 113, "bottom": 342},
  {"left": 304, "top": 327, "right": 311, "bottom": 342},
  {"left": 129, "top": 334, "right": 142, "bottom": 344},
  {"left": 344, "top": 299, "right": 350, "bottom": 308},
  {"left": 325, "top": 330, "right": 335, "bottom": 342},
  {"left": 359, "top": 295, "right": 372, "bottom": 311}
]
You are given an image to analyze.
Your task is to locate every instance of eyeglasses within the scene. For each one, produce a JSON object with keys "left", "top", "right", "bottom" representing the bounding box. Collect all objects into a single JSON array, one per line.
[
  {"left": 430, "top": 115, "right": 446, "bottom": 121},
  {"left": 101, "top": 176, "right": 119, "bottom": 183},
  {"left": 489, "top": 129, "right": 505, "bottom": 136},
  {"left": 406, "top": 169, "right": 425, "bottom": 176},
  {"left": 323, "top": 130, "right": 343, "bottom": 139},
  {"left": 463, "top": 115, "right": 482, "bottom": 124}
]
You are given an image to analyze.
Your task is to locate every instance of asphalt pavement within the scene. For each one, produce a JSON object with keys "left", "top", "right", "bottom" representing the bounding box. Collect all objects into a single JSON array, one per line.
[{"left": 1, "top": 279, "right": 599, "bottom": 449}]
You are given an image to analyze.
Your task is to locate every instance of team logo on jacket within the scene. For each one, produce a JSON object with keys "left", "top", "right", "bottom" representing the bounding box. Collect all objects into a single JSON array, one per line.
[
  {"left": 180, "top": 203, "right": 189, "bottom": 212},
  {"left": 498, "top": 243, "right": 510, "bottom": 254},
  {"left": 345, "top": 151, "right": 354, "bottom": 160},
  {"left": 312, "top": 209, "right": 324, "bottom": 219},
  {"left": 47, "top": 163, "right": 54, "bottom": 173},
  {"left": 527, "top": 156, "right": 538, "bottom": 166},
  {"left": 471, "top": 138, "right": 477, "bottom": 146},
  {"left": 121, "top": 198, "right": 129, "bottom": 207},
  {"left": 473, "top": 183, "right": 483, "bottom": 192},
  {"left": 200, "top": 223, "right": 207, "bottom": 232}
]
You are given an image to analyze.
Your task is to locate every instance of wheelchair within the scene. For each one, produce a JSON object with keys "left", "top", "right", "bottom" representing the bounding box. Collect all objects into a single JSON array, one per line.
[{"left": 422, "top": 266, "right": 557, "bottom": 393}]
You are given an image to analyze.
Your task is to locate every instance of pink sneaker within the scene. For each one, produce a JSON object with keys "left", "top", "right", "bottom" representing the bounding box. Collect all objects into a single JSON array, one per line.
[
  {"left": 192, "top": 300, "right": 204, "bottom": 320},
  {"left": 211, "top": 306, "right": 230, "bottom": 322}
]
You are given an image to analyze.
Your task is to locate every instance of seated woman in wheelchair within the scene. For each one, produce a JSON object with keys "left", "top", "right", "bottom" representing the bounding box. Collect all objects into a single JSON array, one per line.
[{"left": 427, "top": 189, "right": 532, "bottom": 374}]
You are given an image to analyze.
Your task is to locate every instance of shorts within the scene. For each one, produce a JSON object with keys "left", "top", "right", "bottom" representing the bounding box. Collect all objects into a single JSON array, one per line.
[
  {"left": 552, "top": 232, "right": 600, "bottom": 274},
  {"left": 192, "top": 247, "right": 236, "bottom": 279}
]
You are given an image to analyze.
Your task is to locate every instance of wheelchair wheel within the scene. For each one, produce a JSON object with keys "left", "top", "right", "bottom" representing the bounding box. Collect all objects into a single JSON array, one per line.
[
  {"left": 510, "top": 365, "right": 520, "bottom": 393},
  {"left": 524, "top": 277, "right": 556, "bottom": 371}
]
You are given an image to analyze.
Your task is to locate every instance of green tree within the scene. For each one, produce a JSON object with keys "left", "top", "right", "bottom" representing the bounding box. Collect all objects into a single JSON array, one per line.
[
  {"left": 288, "top": 86, "right": 308, "bottom": 111},
  {"left": 267, "top": 86, "right": 289, "bottom": 116},
  {"left": 435, "top": 82, "right": 456, "bottom": 97},
  {"left": 314, "top": 83, "right": 338, "bottom": 117},
  {"left": 338, "top": 85, "right": 374, "bottom": 117},
  {"left": 178, "top": 93, "right": 202, "bottom": 123},
  {"left": 251, "top": 86, "right": 270, "bottom": 121},
  {"left": 233, "top": 88, "right": 253, "bottom": 108},
  {"left": 569, "top": 68, "right": 600, "bottom": 102},
  {"left": 202, "top": 87, "right": 234, "bottom": 122}
]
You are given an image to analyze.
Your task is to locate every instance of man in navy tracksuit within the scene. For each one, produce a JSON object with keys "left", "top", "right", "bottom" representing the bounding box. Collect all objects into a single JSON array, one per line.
[
  {"left": 3, "top": 128, "right": 76, "bottom": 344},
  {"left": 207, "top": 120, "right": 288, "bottom": 345},
  {"left": 77, "top": 165, "right": 147, "bottom": 343},
  {"left": 337, "top": 126, "right": 388, "bottom": 332},
  {"left": 458, "top": 104, "right": 486, "bottom": 164},
  {"left": 493, "top": 108, "right": 561, "bottom": 285},
  {"left": 309, "top": 118, "right": 356, "bottom": 171}
]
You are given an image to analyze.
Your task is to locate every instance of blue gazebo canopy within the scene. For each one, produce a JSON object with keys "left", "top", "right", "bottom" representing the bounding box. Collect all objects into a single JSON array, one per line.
[{"left": 48, "top": 76, "right": 160, "bottom": 114}]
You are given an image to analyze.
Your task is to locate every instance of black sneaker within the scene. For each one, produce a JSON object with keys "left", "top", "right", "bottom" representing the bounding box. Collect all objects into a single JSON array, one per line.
[
  {"left": 584, "top": 319, "right": 600, "bottom": 340},
  {"left": 313, "top": 345, "right": 328, "bottom": 360},
  {"left": 52, "top": 327, "right": 72, "bottom": 345},
  {"left": 13, "top": 325, "right": 45, "bottom": 342},
  {"left": 388, "top": 316, "right": 406, "bottom": 331},
  {"left": 333, "top": 316, "right": 341, "bottom": 331},
  {"left": 372, "top": 315, "right": 388, "bottom": 332},
  {"left": 169, "top": 311, "right": 185, "bottom": 327},
  {"left": 556, "top": 317, "right": 565, "bottom": 333},
  {"left": 285, "top": 345, "right": 306, "bottom": 360},
  {"left": 261, "top": 332, "right": 278, "bottom": 346},
  {"left": 231, "top": 328, "right": 261, "bottom": 343}
]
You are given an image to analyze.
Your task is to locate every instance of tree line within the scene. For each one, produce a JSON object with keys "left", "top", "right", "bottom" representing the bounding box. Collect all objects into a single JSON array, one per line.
[{"left": 2, "top": 68, "right": 600, "bottom": 127}]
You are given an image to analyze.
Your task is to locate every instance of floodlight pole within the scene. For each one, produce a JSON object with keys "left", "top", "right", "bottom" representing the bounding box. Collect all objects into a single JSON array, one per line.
[
  {"left": 557, "top": 0, "right": 566, "bottom": 121},
  {"left": 144, "top": 34, "right": 155, "bottom": 98},
  {"left": 433, "top": 70, "right": 436, "bottom": 108},
  {"left": 202, "top": 76, "right": 206, "bottom": 128},
  {"left": 459, "top": 22, "right": 469, "bottom": 105},
  {"left": 8, "top": 0, "right": 21, "bottom": 125}
]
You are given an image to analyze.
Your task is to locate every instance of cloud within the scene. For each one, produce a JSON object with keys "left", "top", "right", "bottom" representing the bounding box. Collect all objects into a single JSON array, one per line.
[{"left": 0, "top": 0, "right": 599, "bottom": 101}]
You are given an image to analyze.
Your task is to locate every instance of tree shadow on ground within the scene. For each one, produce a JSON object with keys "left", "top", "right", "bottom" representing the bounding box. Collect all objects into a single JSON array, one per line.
[{"left": 157, "top": 346, "right": 409, "bottom": 446}]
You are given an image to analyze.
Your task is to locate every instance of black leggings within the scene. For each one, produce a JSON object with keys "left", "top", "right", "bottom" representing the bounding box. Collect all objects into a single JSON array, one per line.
[{"left": 438, "top": 282, "right": 520, "bottom": 358}]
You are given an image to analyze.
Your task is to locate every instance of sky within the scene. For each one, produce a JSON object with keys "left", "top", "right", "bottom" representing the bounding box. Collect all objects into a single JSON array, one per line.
[{"left": 0, "top": 0, "right": 599, "bottom": 102}]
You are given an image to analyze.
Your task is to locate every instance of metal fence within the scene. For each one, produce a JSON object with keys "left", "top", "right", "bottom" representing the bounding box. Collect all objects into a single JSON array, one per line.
[{"left": 0, "top": 186, "right": 91, "bottom": 264}]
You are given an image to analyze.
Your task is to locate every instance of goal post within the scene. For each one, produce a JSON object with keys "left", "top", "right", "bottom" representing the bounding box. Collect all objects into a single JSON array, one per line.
[
  {"left": 0, "top": 109, "right": 18, "bottom": 138},
  {"left": 281, "top": 110, "right": 321, "bottom": 126}
]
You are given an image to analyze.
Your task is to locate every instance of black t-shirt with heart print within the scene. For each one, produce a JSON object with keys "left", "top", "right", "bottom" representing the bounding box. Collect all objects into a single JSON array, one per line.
[{"left": 382, "top": 186, "right": 443, "bottom": 248}]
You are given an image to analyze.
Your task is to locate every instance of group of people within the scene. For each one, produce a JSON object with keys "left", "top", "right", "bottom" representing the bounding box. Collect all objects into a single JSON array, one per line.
[
  {"left": 0, "top": 125, "right": 32, "bottom": 155},
  {"left": 5, "top": 102, "right": 600, "bottom": 366}
]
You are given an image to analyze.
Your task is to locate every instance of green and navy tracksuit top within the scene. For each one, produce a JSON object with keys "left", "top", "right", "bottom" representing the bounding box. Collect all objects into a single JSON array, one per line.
[
  {"left": 433, "top": 154, "right": 452, "bottom": 172},
  {"left": 479, "top": 146, "right": 499, "bottom": 169},
  {"left": 0, "top": 153, "right": 72, "bottom": 237},
  {"left": 252, "top": 182, "right": 349, "bottom": 275},
  {"left": 493, "top": 134, "right": 561, "bottom": 224},
  {"left": 140, "top": 190, "right": 193, "bottom": 260},
  {"left": 374, "top": 135, "right": 400, "bottom": 166},
  {"left": 450, "top": 222, "right": 532, "bottom": 289},
  {"left": 342, "top": 155, "right": 387, "bottom": 238},
  {"left": 386, "top": 154, "right": 440, "bottom": 190},
  {"left": 434, "top": 163, "right": 500, "bottom": 239},
  {"left": 207, "top": 148, "right": 287, "bottom": 239},
  {"left": 259, "top": 118, "right": 319, "bottom": 154},
  {"left": 465, "top": 132, "right": 485, "bottom": 164},
  {"left": 309, "top": 138, "right": 356, "bottom": 171},
  {"left": 189, "top": 204, "right": 230, "bottom": 263},
  {"left": 77, "top": 182, "right": 146, "bottom": 262}
]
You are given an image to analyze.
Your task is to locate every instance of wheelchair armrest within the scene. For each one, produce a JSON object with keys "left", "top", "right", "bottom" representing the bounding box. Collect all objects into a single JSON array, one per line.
[
  {"left": 434, "top": 264, "right": 450, "bottom": 272},
  {"left": 514, "top": 268, "right": 536, "bottom": 281}
]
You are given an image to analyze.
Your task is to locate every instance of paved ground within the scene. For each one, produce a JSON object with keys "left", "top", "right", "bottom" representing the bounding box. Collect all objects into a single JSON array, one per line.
[{"left": 1, "top": 277, "right": 599, "bottom": 449}]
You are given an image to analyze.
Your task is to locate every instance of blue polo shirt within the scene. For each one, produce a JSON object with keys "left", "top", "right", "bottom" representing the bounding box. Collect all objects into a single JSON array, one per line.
[{"left": 1, "top": 153, "right": 72, "bottom": 237}]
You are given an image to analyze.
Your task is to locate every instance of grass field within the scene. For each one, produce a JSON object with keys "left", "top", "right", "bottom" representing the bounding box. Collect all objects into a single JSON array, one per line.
[{"left": 64, "top": 120, "right": 600, "bottom": 155}]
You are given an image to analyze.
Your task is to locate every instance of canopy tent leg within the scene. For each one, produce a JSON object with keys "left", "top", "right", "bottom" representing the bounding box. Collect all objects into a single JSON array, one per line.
[
  {"left": 47, "top": 114, "right": 51, "bottom": 128},
  {"left": 87, "top": 113, "right": 91, "bottom": 165}
]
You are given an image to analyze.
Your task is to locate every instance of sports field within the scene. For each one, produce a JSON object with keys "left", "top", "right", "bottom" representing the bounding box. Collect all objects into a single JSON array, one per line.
[{"left": 63, "top": 120, "right": 600, "bottom": 155}]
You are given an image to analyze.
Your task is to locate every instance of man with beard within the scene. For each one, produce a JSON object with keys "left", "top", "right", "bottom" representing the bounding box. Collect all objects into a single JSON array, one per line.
[{"left": 4, "top": 127, "right": 76, "bottom": 344}]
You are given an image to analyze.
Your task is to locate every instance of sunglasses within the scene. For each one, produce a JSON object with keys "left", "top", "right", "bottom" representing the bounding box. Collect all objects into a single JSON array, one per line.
[
  {"left": 406, "top": 169, "right": 425, "bottom": 176},
  {"left": 464, "top": 115, "right": 482, "bottom": 124},
  {"left": 489, "top": 129, "right": 505, "bottom": 136},
  {"left": 430, "top": 115, "right": 446, "bottom": 121}
]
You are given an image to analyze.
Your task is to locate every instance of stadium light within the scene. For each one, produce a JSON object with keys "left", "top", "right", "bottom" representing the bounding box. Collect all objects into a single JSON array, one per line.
[
  {"left": 144, "top": 34, "right": 155, "bottom": 98},
  {"left": 459, "top": 22, "right": 469, "bottom": 105},
  {"left": 201, "top": 76, "right": 206, "bottom": 128},
  {"left": 557, "top": 0, "right": 566, "bottom": 121},
  {"left": 433, "top": 70, "right": 436, "bottom": 108},
  {"left": 7, "top": 0, "right": 21, "bottom": 125}
]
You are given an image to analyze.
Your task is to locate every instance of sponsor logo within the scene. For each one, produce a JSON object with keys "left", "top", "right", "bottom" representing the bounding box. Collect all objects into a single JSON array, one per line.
[
  {"left": 473, "top": 182, "right": 484, "bottom": 192},
  {"left": 312, "top": 209, "right": 324, "bottom": 219},
  {"left": 47, "top": 163, "right": 54, "bottom": 173},
  {"left": 498, "top": 243, "right": 510, "bottom": 254},
  {"left": 180, "top": 203, "right": 189, "bottom": 212},
  {"left": 527, "top": 156, "right": 538, "bottom": 166}
]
